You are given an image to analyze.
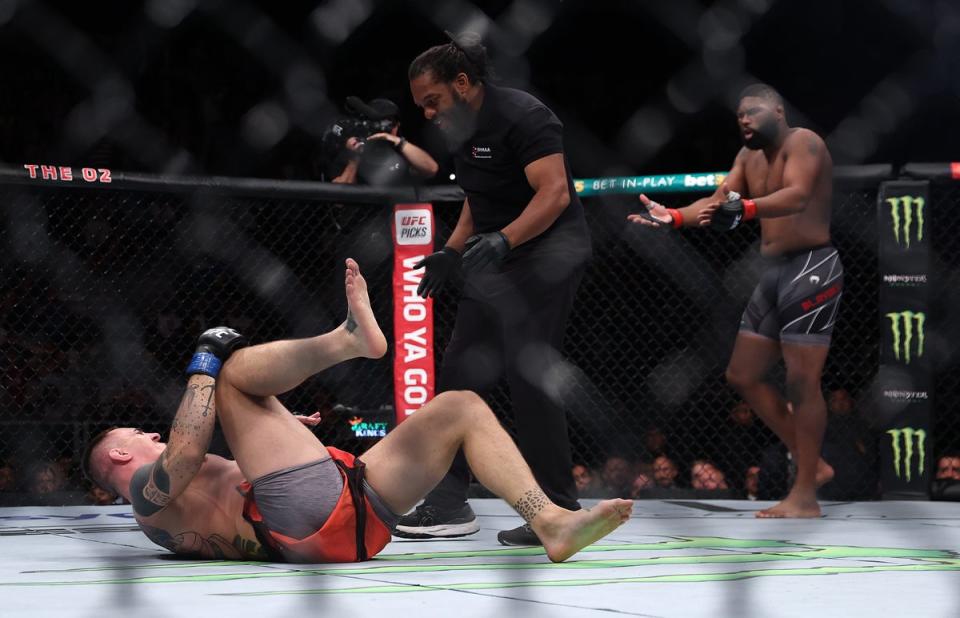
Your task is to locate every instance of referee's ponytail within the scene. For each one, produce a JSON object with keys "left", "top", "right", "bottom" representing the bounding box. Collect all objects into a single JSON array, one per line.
[{"left": 408, "top": 31, "right": 494, "bottom": 85}]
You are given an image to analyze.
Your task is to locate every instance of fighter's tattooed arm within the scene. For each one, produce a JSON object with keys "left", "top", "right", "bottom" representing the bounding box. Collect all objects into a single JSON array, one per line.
[
  {"left": 128, "top": 375, "right": 218, "bottom": 515},
  {"left": 512, "top": 489, "right": 550, "bottom": 523}
]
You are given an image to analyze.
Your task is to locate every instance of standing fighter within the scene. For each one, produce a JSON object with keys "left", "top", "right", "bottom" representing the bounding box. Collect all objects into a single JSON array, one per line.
[
  {"left": 629, "top": 84, "right": 839, "bottom": 518},
  {"left": 400, "top": 32, "right": 591, "bottom": 545}
]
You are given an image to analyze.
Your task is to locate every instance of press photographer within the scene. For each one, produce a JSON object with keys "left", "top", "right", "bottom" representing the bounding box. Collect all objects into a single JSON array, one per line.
[{"left": 321, "top": 96, "right": 438, "bottom": 185}]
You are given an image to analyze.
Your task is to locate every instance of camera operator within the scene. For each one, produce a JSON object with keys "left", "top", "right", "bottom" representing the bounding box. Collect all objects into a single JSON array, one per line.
[{"left": 321, "top": 96, "right": 438, "bottom": 185}]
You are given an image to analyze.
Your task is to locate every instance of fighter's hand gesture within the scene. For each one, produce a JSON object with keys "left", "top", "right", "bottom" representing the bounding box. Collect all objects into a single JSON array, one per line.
[{"left": 627, "top": 194, "right": 679, "bottom": 228}]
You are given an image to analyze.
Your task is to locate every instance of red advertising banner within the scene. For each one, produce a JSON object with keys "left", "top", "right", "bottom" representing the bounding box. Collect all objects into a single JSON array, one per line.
[{"left": 391, "top": 203, "right": 435, "bottom": 425}]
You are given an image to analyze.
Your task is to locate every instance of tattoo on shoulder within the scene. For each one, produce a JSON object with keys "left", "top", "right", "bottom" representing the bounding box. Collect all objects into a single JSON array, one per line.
[
  {"left": 512, "top": 489, "right": 549, "bottom": 523},
  {"left": 806, "top": 136, "right": 820, "bottom": 156},
  {"left": 130, "top": 457, "right": 172, "bottom": 517}
]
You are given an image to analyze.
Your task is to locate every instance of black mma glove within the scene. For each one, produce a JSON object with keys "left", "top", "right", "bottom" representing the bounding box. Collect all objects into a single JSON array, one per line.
[
  {"left": 414, "top": 247, "right": 461, "bottom": 298},
  {"left": 462, "top": 231, "right": 510, "bottom": 274},
  {"left": 710, "top": 198, "right": 757, "bottom": 231},
  {"left": 185, "top": 327, "right": 248, "bottom": 378}
]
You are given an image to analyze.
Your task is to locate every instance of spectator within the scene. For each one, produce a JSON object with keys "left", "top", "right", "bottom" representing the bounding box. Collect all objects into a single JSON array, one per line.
[
  {"left": 932, "top": 453, "right": 960, "bottom": 502},
  {"left": 708, "top": 401, "right": 774, "bottom": 478},
  {"left": 820, "top": 387, "right": 878, "bottom": 500},
  {"left": 630, "top": 473, "right": 654, "bottom": 498},
  {"left": 642, "top": 426, "right": 668, "bottom": 459},
  {"left": 572, "top": 463, "right": 603, "bottom": 497},
  {"left": 0, "top": 460, "right": 17, "bottom": 492},
  {"left": 600, "top": 455, "right": 635, "bottom": 498},
  {"left": 25, "top": 460, "right": 66, "bottom": 496},
  {"left": 744, "top": 466, "right": 761, "bottom": 500},
  {"left": 86, "top": 484, "right": 121, "bottom": 506},
  {"left": 652, "top": 454, "right": 680, "bottom": 489},
  {"left": 936, "top": 454, "right": 960, "bottom": 481},
  {"left": 691, "top": 459, "right": 728, "bottom": 491}
]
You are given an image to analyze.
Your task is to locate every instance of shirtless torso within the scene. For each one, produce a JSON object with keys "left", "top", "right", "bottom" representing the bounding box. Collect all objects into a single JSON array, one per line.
[
  {"left": 133, "top": 456, "right": 267, "bottom": 560},
  {"left": 738, "top": 127, "right": 833, "bottom": 256}
]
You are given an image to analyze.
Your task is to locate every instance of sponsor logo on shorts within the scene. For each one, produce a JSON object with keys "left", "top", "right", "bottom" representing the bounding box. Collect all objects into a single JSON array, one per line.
[
  {"left": 394, "top": 209, "right": 432, "bottom": 246},
  {"left": 886, "top": 310, "right": 925, "bottom": 364},
  {"left": 887, "top": 427, "right": 926, "bottom": 482},
  {"left": 885, "top": 195, "right": 925, "bottom": 249},
  {"left": 800, "top": 283, "right": 841, "bottom": 312}
]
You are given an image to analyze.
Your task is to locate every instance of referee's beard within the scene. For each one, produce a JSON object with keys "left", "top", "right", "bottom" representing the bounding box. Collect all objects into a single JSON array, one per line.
[{"left": 440, "top": 91, "right": 478, "bottom": 149}]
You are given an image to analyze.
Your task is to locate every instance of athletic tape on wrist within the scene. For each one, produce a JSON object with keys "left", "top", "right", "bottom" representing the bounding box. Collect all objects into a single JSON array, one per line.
[
  {"left": 186, "top": 352, "right": 221, "bottom": 378},
  {"left": 742, "top": 199, "right": 758, "bottom": 220},
  {"left": 667, "top": 208, "right": 683, "bottom": 229}
]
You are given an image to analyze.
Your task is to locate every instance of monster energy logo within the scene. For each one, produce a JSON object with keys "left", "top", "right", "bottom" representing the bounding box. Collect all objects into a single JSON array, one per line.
[
  {"left": 887, "top": 427, "right": 926, "bottom": 482},
  {"left": 886, "top": 310, "right": 925, "bottom": 364},
  {"left": 886, "top": 195, "right": 925, "bottom": 248}
]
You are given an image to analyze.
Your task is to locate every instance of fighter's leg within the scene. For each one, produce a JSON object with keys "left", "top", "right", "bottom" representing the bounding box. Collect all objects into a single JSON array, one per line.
[
  {"left": 216, "top": 258, "right": 387, "bottom": 482},
  {"left": 725, "top": 332, "right": 794, "bottom": 447},
  {"left": 361, "top": 391, "right": 632, "bottom": 562},
  {"left": 222, "top": 258, "right": 386, "bottom": 397},
  {"left": 755, "top": 342, "right": 830, "bottom": 518}
]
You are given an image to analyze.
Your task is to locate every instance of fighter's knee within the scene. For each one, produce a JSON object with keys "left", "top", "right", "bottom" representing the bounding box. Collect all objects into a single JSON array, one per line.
[
  {"left": 434, "top": 390, "right": 489, "bottom": 418},
  {"left": 216, "top": 356, "right": 239, "bottom": 389},
  {"left": 785, "top": 373, "right": 821, "bottom": 405},
  {"left": 724, "top": 366, "right": 753, "bottom": 391}
]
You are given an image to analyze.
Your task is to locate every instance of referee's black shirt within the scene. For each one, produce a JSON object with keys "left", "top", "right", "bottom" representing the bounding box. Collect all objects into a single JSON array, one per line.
[{"left": 453, "top": 84, "right": 590, "bottom": 259}]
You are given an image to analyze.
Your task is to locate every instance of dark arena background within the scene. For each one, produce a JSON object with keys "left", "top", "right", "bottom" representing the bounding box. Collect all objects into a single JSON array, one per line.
[{"left": 1, "top": 2, "right": 959, "bottom": 616}]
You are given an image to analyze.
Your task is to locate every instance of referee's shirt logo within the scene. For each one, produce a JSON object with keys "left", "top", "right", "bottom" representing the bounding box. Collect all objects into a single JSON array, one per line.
[{"left": 471, "top": 145, "right": 492, "bottom": 159}]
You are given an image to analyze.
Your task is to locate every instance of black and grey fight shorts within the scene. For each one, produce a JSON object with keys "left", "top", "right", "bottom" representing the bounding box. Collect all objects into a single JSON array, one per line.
[
  {"left": 251, "top": 457, "right": 400, "bottom": 540},
  {"left": 739, "top": 245, "right": 843, "bottom": 346}
]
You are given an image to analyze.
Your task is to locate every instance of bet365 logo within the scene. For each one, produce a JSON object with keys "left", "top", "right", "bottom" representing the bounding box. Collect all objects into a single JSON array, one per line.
[
  {"left": 885, "top": 196, "right": 925, "bottom": 249},
  {"left": 886, "top": 310, "right": 925, "bottom": 364},
  {"left": 887, "top": 427, "right": 926, "bottom": 482}
]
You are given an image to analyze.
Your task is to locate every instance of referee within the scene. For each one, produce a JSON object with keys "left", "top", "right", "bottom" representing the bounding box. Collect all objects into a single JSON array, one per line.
[{"left": 394, "top": 33, "right": 591, "bottom": 546}]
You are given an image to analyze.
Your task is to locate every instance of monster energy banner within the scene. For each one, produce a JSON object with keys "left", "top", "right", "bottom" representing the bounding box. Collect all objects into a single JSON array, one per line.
[{"left": 878, "top": 181, "right": 931, "bottom": 498}]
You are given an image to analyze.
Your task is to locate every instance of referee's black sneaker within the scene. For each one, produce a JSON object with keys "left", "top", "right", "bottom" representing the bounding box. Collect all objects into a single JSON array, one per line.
[
  {"left": 496, "top": 523, "right": 542, "bottom": 546},
  {"left": 392, "top": 503, "right": 480, "bottom": 539}
]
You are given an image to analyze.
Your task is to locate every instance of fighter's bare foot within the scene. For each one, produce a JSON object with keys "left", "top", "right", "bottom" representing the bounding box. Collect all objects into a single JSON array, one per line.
[
  {"left": 816, "top": 458, "right": 835, "bottom": 488},
  {"left": 755, "top": 495, "right": 822, "bottom": 519},
  {"left": 535, "top": 499, "right": 633, "bottom": 563},
  {"left": 343, "top": 258, "right": 387, "bottom": 359}
]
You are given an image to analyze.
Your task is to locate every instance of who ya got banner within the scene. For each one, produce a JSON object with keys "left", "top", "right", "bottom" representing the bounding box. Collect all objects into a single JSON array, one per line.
[
  {"left": 877, "top": 181, "right": 931, "bottom": 498},
  {"left": 391, "top": 204, "right": 436, "bottom": 425}
]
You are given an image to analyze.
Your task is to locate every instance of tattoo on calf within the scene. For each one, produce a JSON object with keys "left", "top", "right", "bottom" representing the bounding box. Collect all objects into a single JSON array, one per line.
[{"left": 512, "top": 489, "right": 549, "bottom": 523}]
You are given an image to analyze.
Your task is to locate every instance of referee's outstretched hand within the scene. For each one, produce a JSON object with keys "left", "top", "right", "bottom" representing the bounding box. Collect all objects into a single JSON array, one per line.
[
  {"left": 414, "top": 247, "right": 461, "bottom": 298},
  {"left": 462, "top": 231, "right": 510, "bottom": 275}
]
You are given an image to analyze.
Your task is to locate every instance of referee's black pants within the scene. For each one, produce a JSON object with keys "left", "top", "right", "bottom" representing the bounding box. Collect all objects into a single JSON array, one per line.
[{"left": 423, "top": 254, "right": 585, "bottom": 512}]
